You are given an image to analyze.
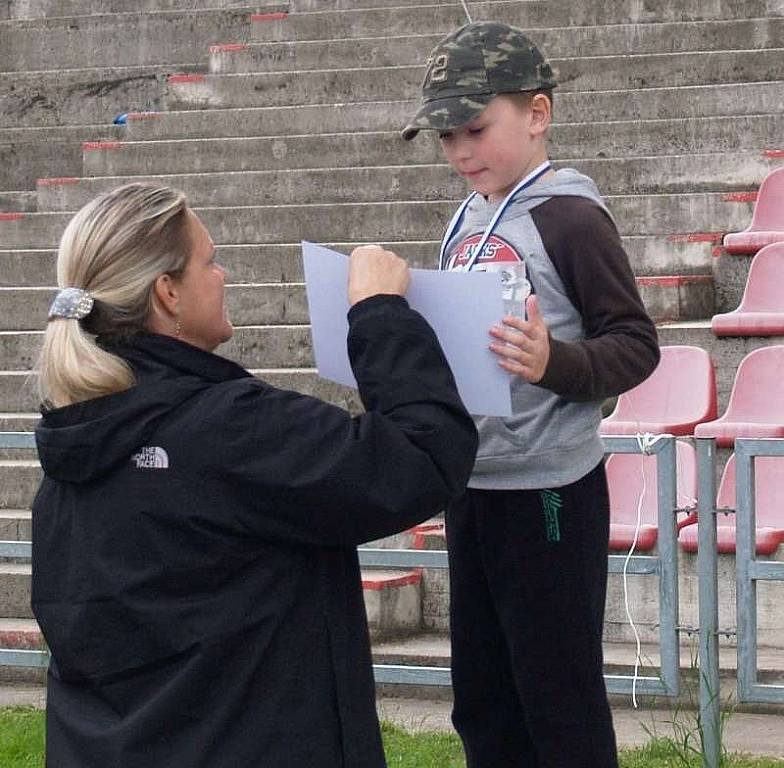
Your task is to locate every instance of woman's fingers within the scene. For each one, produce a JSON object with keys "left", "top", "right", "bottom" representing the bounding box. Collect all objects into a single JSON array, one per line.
[{"left": 348, "top": 245, "right": 410, "bottom": 305}]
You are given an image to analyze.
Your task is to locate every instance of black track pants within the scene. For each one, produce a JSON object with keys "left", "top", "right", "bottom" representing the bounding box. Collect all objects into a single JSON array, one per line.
[{"left": 445, "top": 462, "right": 619, "bottom": 768}]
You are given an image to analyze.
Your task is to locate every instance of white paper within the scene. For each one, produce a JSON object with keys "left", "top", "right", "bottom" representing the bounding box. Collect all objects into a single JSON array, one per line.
[{"left": 302, "top": 242, "right": 512, "bottom": 417}]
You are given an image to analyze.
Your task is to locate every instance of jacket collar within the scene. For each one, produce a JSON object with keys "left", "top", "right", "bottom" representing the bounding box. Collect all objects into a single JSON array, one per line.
[{"left": 105, "top": 332, "right": 251, "bottom": 386}]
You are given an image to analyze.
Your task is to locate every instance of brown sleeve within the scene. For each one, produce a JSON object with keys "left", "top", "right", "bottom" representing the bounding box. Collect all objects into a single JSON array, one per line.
[{"left": 530, "top": 196, "right": 660, "bottom": 402}]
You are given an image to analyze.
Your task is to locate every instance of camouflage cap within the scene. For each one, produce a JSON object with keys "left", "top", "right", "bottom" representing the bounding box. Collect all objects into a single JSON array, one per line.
[{"left": 401, "top": 21, "right": 557, "bottom": 141}]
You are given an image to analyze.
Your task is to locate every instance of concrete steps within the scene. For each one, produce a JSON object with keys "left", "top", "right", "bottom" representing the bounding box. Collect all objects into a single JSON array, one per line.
[
  {"left": 0, "top": 195, "right": 758, "bottom": 249},
  {"left": 0, "top": 242, "right": 435, "bottom": 286},
  {"left": 0, "top": 617, "right": 45, "bottom": 684},
  {"left": 0, "top": 424, "right": 37, "bottom": 460},
  {"left": 79, "top": 123, "right": 784, "bottom": 178},
  {"left": 0, "top": 250, "right": 55, "bottom": 287},
  {"left": 373, "top": 633, "right": 784, "bottom": 680},
  {"left": 0, "top": 509, "right": 30, "bottom": 541},
  {"left": 362, "top": 569, "right": 422, "bottom": 641},
  {"left": 0, "top": 63, "right": 205, "bottom": 130},
  {"left": 0, "top": 283, "right": 310, "bottom": 330},
  {"left": 0, "top": 185, "right": 760, "bottom": 325},
  {"left": 165, "top": 59, "right": 784, "bottom": 114},
  {"left": 0, "top": 235, "right": 721, "bottom": 289},
  {"left": 0, "top": 563, "right": 32, "bottom": 618},
  {"left": 290, "top": 0, "right": 443, "bottom": 10},
  {"left": 0, "top": 124, "right": 122, "bottom": 191},
  {"left": 0, "top": 371, "right": 39, "bottom": 413},
  {"left": 2, "top": 325, "right": 783, "bottom": 414},
  {"left": 5, "top": 110, "right": 782, "bottom": 194},
  {"left": 0, "top": 460, "right": 41, "bottom": 509},
  {"left": 34, "top": 150, "right": 784, "bottom": 211},
  {"left": 0, "top": 618, "right": 40, "bottom": 649},
  {"left": 251, "top": 0, "right": 777, "bottom": 43},
  {"left": 167, "top": 75, "right": 782, "bottom": 123},
  {"left": 0, "top": 6, "right": 275, "bottom": 72},
  {"left": 212, "top": 18, "right": 784, "bottom": 74},
  {"left": 0, "top": 278, "right": 716, "bottom": 332},
  {"left": 5, "top": 0, "right": 267, "bottom": 19},
  {"left": 122, "top": 100, "right": 417, "bottom": 140},
  {"left": 118, "top": 78, "right": 784, "bottom": 140},
  {"left": 0, "top": 191, "right": 35, "bottom": 211}
]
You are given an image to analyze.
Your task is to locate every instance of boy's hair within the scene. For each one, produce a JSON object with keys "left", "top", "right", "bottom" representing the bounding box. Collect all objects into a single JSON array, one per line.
[
  {"left": 509, "top": 89, "right": 554, "bottom": 120},
  {"left": 402, "top": 22, "right": 557, "bottom": 141}
]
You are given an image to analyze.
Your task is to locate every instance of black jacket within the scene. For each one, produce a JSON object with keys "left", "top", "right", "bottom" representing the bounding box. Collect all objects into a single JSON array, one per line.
[{"left": 32, "top": 295, "right": 477, "bottom": 767}]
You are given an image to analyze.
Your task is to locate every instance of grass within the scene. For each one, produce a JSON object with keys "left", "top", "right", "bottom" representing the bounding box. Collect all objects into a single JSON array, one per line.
[
  {"left": 382, "top": 721, "right": 466, "bottom": 767},
  {"left": 0, "top": 708, "right": 782, "bottom": 767},
  {"left": 620, "top": 738, "right": 784, "bottom": 768},
  {"left": 0, "top": 708, "right": 45, "bottom": 768}
]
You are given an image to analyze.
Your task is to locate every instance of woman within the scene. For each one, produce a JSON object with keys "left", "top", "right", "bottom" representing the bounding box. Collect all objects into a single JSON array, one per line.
[{"left": 32, "top": 183, "right": 477, "bottom": 767}]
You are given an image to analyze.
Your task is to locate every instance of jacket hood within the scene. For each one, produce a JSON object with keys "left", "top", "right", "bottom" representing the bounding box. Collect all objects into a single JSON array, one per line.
[
  {"left": 463, "top": 167, "right": 611, "bottom": 223},
  {"left": 35, "top": 333, "right": 249, "bottom": 484}
]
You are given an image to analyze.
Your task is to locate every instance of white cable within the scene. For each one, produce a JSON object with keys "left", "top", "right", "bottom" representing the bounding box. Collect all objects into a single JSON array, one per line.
[
  {"left": 459, "top": 0, "right": 473, "bottom": 23},
  {"left": 623, "top": 397, "right": 659, "bottom": 709},
  {"left": 624, "top": 430, "right": 654, "bottom": 709}
]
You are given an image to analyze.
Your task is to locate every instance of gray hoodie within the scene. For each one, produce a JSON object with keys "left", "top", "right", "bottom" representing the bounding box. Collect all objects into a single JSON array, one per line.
[{"left": 442, "top": 168, "right": 659, "bottom": 489}]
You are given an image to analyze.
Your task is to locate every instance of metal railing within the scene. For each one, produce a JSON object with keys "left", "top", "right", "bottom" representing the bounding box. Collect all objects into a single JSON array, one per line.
[
  {"left": 0, "top": 432, "right": 48, "bottom": 669},
  {"left": 695, "top": 438, "right": 721, "bottom": 768},
  {"left": 1, "top": 432, "right": 685, "bottom": 694},
  {"left": 734, "top": 438, "right": 784, "bottom": 706}
]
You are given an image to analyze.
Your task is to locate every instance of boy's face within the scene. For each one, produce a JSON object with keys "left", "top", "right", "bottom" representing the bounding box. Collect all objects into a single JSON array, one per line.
[{"left": 438, "top": 94, "right": 549, "bottom": 203}]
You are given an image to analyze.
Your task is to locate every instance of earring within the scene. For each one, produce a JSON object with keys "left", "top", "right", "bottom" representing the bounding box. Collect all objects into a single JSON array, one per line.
[{"left": 175, "top": 318, "right": 182, "bottom": 338}]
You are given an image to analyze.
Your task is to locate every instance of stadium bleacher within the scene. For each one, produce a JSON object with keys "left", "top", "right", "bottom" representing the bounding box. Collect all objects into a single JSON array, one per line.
[
  {"left": 723, "top": 166, "right": 784, "bottom": 255},
  {"left": 606, "top": 441, "right": 698, "bottom": 552},
  {"left": 679, "top": 453, "right": 784, "bottom": 555},
  {"left": 712, "top": 242, "right": 784, "bottom": 336},
  {"left": 1, "top": 0, "right": 784, "bottom": 676},
  {"left": 601, "top": 345, "right": 717, "bottom": 436},
  {"left": 694, "top": 346, "right": 784, "bottom": 446}
]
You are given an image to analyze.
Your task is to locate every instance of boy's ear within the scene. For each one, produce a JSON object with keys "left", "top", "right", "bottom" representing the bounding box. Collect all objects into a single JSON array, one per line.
[
  {"left": 152, "top": 273, "right": 180, "bottom": 318},
  {"left": 529, "top": 93, "right": 552, "bottom": 136}
]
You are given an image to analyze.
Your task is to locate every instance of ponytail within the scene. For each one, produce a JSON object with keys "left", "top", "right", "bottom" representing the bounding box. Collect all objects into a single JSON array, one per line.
[{"left": 39, "top": 320, "right": 135, "bottom": 409}]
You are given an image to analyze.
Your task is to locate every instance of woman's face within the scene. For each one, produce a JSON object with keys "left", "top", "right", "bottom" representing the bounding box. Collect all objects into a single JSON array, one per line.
[{"left": 174, "top": 211, "right": 233, "bottom": 352}]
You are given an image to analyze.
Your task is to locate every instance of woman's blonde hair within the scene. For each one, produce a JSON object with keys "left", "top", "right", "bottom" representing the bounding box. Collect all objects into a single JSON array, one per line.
[{"left": 38, "top": 183, "right": 191, "bottom": 409}]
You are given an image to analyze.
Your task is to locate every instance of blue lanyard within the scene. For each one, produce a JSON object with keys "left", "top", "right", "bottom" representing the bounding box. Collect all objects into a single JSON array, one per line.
[{"left": 439, "top": 161, "right": 552, "bottom": 271}]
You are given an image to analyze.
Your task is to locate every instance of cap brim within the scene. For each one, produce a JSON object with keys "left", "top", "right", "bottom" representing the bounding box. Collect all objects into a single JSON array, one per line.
[{"left": 401, "top": 93, "right": 495, "bottom": 141}]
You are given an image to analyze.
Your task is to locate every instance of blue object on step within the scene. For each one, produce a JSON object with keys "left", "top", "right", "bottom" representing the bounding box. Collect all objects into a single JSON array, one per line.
[{"left": 113, "top": 113, "right": 129, "bottom": 125}]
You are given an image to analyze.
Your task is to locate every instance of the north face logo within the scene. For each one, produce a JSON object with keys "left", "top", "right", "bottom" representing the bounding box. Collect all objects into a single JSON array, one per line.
[{"left": 131, "top": 446, "right": 169, "bottom": 469}]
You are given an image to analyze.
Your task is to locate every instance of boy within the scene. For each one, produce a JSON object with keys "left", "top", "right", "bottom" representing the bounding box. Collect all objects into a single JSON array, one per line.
[{"left": 402, "top": 22, "right": 659, "bottom": 768}]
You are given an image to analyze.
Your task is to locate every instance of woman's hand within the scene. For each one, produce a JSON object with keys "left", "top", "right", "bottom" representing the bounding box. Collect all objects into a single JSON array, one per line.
[
  {"left": 348, "top": 245, "right": 410, "bottom": 306},
  {"left": 489, "top": 295, "right": 551, "bottom": 384}
]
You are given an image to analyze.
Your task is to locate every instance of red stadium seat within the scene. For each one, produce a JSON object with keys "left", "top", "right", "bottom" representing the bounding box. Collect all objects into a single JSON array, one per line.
[
  {"left": 606, "top": 441, "right": 698, "bottom": 552},
  {"left": 723, "top": 167, "right": 784, "bottom": 255},
  {"left": 694, "top": 346, "right": 784, "bottom": 447},
  {"left": 601, "top": 346, "right": 717, "bottom": 436},
  {"left": 712, "top": 243, "right": 784, "bottom": 336},
  {"left": 679, "top": 454, "right": 784, "bottom": 555}
]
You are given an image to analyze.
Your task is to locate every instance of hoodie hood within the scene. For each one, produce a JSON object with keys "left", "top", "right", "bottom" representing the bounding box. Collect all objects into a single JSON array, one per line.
[
  {"left": 35, "top": 333, "right": 249, "bottom": 484},
  {"left": 459, "top": 167, "right": 611, "bottom": 231}
]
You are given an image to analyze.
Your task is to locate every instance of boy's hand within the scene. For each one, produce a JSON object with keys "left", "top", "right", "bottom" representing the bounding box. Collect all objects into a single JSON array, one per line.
[
  {"left": 348, "top": 245, "right": 410, "bottom": 306},
  {"left": 489, "top": 295, "right": 550, "bottom": 384}
]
